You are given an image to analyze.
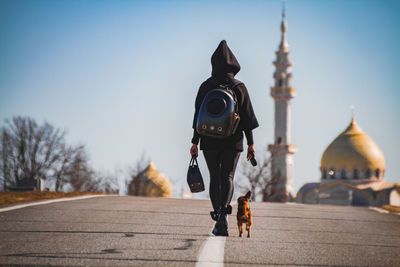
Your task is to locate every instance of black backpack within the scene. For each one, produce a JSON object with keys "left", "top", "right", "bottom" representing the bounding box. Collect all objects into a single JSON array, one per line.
[{"left": 196, "top": 80, "right": 242, "bottom": 138}]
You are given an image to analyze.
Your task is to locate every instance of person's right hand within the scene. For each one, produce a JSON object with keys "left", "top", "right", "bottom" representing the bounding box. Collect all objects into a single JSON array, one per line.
[
  {"left": 247, "top": 144, "right": 255, "bottom": 160},
  {"left": 190, "top": 144, "right": 198, "bottom": 158}
]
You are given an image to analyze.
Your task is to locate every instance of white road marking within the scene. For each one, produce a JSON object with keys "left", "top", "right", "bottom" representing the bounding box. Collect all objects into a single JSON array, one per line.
[
  {"left": 196, "top": 203, "right": 236, "bottom": 267},
  {"left": 0, "top": 195, "right": 109, "bottom": 213},
  {"left": 369, "top": 207, "right": 389, "bottom": 214},
  {"left": 369, "top": 207, "right": 400, "bottom": 216},
  {"left": 196, "top": 234, "right": 226, "bottom": 267}
]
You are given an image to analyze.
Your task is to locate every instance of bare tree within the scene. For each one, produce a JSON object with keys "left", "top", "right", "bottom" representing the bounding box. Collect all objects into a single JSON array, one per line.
[
  {"left": 98, "top": 173, "right": 119, "bottom": 194},
  {"left": 1, "top": 129, "right": 11, "bottom": 190},
  {"left": 0, "top": 116, "right": 68, "bottom": 190},
  {"left": 68, "top": 150, "right": 96, "bottom": 192},
  {"left": 261, "top": 172, "right": 281, "bottom": 202},
  {"left": 66, "top": 149, "right": 119, "bottom": 193},
  {"left": 0, "top": 116, "right": 120, "bottom": 193},
  {"left": 235, "top": 154, "right": 288, "bottom": 202},
  {"left": 235, "top": 154, "right": 271, "bottom": 201},
  {"left": 236, "top": 153, "right": 290, "bottom": 202},
  {"left": 126, "top": 153, "right": 149, "bottom": 195},
  {"left": 52, "top": 145, "right": 85, "bottom": 191}
]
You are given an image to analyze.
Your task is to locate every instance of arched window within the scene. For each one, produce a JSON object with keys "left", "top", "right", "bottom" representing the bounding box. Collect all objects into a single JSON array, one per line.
[
  {"left": 365, "top": 168, "right": 372, "bottom": 179},
  {"left": 340, "top": 169, "right": 347, "bottom": 179},
  {"left": 321, "top": 168, "right": 327, "bottom": 179},
  {"left": 277, "top": 137, "right": 282, "bottom": 144},
  {"left": 328, "top": 168, "right": 336, "bottom": 179},
  {"left": 353, "top": 169, "right": 359, "bottom": 179},
  {"left": 375, "top": 169, "right": 380, "bottom": 178},
  {"left": 278, "top": 80, "right": 283, "bottom": 87}
]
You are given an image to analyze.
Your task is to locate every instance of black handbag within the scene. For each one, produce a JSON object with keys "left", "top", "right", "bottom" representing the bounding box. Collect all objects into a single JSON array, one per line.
[{"left": 187, "top": 157, "right": 205, "bottom": 193}]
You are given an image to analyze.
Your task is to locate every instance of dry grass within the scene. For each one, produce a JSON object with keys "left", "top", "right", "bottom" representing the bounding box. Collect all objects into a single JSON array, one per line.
[
  {"left": 381, "top": 205, "right": 400, "bottom": 214},
  {"left": 0, "top": 191, "right": 103, "bottom": 206}
]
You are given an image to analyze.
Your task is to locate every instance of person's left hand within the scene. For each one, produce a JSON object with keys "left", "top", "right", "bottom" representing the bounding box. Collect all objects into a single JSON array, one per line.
[{"left": 247, "top": 144, "right": 255, "bottom": 161}]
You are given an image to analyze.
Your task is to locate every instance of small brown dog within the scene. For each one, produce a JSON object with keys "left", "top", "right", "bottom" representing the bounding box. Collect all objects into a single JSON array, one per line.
[{"left": 236, "top": 191, "right": 252, "bottom": 238}]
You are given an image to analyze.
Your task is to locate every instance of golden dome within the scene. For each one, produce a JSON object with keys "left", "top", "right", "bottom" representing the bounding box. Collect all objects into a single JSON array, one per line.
[
  {"left": 129, "top": 162, "right": 173, "bottom": 197},
  {"left": 321, "top": 119, "right": 385, "bottom": 175}
]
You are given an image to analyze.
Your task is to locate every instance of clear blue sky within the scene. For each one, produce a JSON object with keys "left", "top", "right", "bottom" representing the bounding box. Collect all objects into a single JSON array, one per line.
[{"left": 1, "top": 0, "right": 399, "bottom": 197}]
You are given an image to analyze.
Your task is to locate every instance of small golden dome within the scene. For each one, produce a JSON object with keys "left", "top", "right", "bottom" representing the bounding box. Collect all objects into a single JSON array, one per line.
[
  {"left": 321, "top": 119, "right": 385, "bottom": 175},
  {"left": 129, "top": 162, "right": 173, "bottom": 197}
]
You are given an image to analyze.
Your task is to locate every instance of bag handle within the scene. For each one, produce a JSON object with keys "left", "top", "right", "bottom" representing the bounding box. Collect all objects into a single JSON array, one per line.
[{"left": 190, "top": 156, "right": 199, "bottom": 167}]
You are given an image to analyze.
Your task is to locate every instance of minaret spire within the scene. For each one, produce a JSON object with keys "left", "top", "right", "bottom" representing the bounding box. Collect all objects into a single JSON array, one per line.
[
  {"left": 267, "top": 6, "right": 296, "bottom": 202},
  {"left": 280, "top": 2, "right": 288, "bottom": 49}
]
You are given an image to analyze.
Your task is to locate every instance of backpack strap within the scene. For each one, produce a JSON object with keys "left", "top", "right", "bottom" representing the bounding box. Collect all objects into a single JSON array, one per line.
[
  {"left": 220, "top": 79, "right": 242, "bottom": 113},
  {"left": 205, "top": 77, "right": 243, "bottom": 90},
  {"left": 229, "top": 79, "right": 243, "bottom": 89}
]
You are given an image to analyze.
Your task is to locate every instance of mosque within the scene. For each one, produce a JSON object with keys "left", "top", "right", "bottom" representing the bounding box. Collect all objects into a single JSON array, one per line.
[
  {"left": 296, "top": 118, "right": 400, "bottom": 206},
  {"left": 269, "top": 9, "right": 400, "bottom": 206},
  {"left": 128, "top": 162, "right": 173, "bottom": 197}
]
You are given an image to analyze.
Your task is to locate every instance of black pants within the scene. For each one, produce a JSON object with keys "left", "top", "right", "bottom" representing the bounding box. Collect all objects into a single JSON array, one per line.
[{"left": 203, "top": 149, "right": 241, "bottom": 211}]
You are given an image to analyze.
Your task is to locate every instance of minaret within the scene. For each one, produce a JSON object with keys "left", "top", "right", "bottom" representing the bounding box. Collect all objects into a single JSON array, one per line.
[{"left": 267, "top": 7, "right": 296, "bottom": 202}]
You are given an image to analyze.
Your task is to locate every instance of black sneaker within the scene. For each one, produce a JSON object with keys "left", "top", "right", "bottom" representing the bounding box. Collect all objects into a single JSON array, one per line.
[{"left": 212, "top": 208, "right": 229, "bottom": 236}]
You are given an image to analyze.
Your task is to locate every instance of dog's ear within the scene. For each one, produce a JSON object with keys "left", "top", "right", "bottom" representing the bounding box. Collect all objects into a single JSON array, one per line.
[{"left": 245, "top": 191, "right": 251, "bottom": 200}]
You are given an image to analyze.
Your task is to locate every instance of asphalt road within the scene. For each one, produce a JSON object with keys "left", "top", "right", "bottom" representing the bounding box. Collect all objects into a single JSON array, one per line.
[{"left": 0, "top": 196, "right": 399, "bottom": 266}]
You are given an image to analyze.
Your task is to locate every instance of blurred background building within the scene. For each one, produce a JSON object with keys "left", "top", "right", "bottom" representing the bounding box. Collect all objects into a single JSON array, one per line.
[
  {"left": 128, "top": 162, "right": 173, "bottom": 197},
  {"left": 296, "top": 118, "right": 400, "bottom": 206}
]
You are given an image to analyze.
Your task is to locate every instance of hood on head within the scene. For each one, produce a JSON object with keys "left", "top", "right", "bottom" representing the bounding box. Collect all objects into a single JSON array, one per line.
[{"left": 211, "top": 40, "right": 241, "bottom": 78}]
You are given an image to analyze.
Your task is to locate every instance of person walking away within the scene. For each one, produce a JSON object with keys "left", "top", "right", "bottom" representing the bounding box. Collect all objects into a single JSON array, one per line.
[{"left": 190, "top": 40, "right": 259, "bottom": 236}]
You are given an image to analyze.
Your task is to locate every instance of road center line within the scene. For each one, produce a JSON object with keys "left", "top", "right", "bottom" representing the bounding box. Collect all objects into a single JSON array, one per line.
[
  {"left": 0, "top": 195, "right": 109, "bottom": 213},
  {"left": 195, "top": 202, "right": 237, "bottom": 266},
  {"left": 369, "top": 207, "right": 389, "bottom": 214},
  {"left": 369, "top": 207, "right": 400, "bottom": 216},
  {"left": 196, "top": 234, "right": 226, "bottom": 267}
]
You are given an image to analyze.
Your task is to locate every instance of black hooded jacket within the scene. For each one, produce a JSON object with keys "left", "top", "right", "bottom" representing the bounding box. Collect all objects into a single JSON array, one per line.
[{"left": 192, "top": 40, "right": 259, "bottom": 151}]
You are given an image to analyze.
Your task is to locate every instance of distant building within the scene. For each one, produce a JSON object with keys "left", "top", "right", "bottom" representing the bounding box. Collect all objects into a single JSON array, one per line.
[
  {"left": 296, "top": 118, "right": 400, "bottom": 206},
  {"left": 268, "top": 8, "right": 296, "bottom": 202},
  {"left": 181, "top": 186, "right": 194, "bottom": 199},
  {"left": 8, "top": 178, "right": 44, "bottom": 191},
  {"left": 128, "top": 162, "right": 173, "bottom": 197}
]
